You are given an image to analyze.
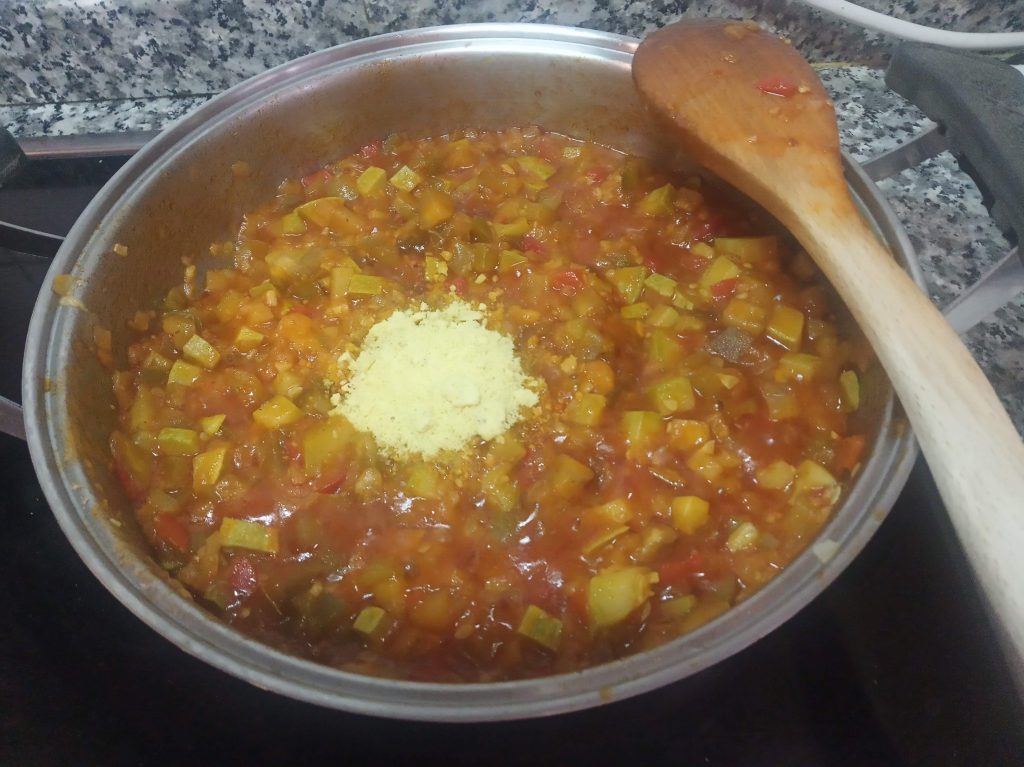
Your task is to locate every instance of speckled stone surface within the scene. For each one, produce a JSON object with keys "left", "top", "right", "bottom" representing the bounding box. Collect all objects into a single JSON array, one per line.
[{"left": 0, "top": 1, "right": 1021, "bottom": 430}]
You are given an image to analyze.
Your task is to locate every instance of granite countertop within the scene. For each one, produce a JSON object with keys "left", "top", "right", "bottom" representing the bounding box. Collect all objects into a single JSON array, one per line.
[{"left": 0, "top": 0, "right": 1021, "bottom": 430}]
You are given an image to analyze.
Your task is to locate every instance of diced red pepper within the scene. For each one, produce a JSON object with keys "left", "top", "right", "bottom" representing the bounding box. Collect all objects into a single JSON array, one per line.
[
  {"left": 317, "top": 468, "right": 348, "bottom": 494},
  {"left": 711, "top": 278, "right": 739, "bottom": 298},
  {"left": 153, "top": 514, "right": 190, "bottom": 552},
  {"left": 114, "top": 464, "right": 145, "bottom": 503},
  {"left": 658, "top": 550, "right": 705, "bottom": 584},
  {"left": 445, "top": 276, "right": 467, "bottom": 296},
  {"left": 359, "top": 140, "right": 383, "bottom": 160},
  {"left": 585, "top": 166, "right": 610, "bottom": 183},
  {"left": 288, "top": 304, "right": 313, "bottom": 317},
  {"left": 757, "top": 76, "right": 798, "bottom": 98},
  {"left": 549, "top": 269, "right": 584, "bottom": 297},
  {"left": 835, "top": 434, "right": 866, "bottom": 472}
]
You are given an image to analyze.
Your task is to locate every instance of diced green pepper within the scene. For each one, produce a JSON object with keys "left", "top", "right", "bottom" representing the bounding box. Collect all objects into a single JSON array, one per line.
[
  {"left": 493, "top": 217, "right": 530, "bottom": 239},
  {"left": 220, "top": 517, "right": 279, "bottom": 554},
  {"left": 516, "top": 604, "right": 563, "bottom": 650},
  {"left": 637, "top": 183, "right": 675, "bottom": 216}
]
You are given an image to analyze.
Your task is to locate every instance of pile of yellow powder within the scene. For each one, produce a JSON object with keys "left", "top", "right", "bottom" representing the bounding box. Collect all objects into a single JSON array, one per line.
[{"left": 330, "top": 300, "right": 539, "bottom": 460}]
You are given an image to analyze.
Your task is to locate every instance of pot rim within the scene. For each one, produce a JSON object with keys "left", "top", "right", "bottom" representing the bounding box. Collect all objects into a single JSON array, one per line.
[{"left": 22, "top": 22, "right": 920, "bottom": 721}]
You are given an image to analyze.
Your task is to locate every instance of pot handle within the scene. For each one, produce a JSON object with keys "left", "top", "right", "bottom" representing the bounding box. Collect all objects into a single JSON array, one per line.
[
  {"left": 1, "top": 126, "right": 29, "bottom": 441},
  {"left": 0, "top": 396, "right": 25, "bottom": 440}
]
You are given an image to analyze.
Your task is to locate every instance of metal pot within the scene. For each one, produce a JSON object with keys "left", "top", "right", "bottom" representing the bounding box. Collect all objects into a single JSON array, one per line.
[{"left": 4, "top": 24, "right": 919, "bottom": 721}]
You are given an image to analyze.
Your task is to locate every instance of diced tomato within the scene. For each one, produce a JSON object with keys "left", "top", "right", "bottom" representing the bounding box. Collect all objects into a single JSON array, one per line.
[
  {"left": 114, "top": 464, "right": 145, "bottom": 503},
  {"left": 288, "top": 304, "right": 313, "bottom": 317},
  {"left": 318, "top": 468, "right": 348, "bottom": 494},
  {"left": 153, "top": 514, "right": 190, "bottom": 552},
  {"left": 757, "top": 76, "right": 798, "bottom": 98},
  {"left": 301, "top": 168, "right": 332, "bottom": 187},
  {"left": 359, "top": 140, "right": 383, "bottom": 160},
  {"left": 711, "top": 278, "right": 739, "bottom": 298},
  {"left": 835, "top": 434, "right": 866, "bottom": 473},
  {"left": 521, "top": 235, "right": 547, "bottom": 256},
  {"left": 691, "top": 213, "right": 727, "bottom": 241},
  {"left": 230, "top": 556, "right": 258, "bottom": 596},
  {"left": 658, "top": 550, "right": 705, "bottom": 584},
  {"left": 445, "top": 276, "right": 467, "bottom": 296},
  {"left": 585, "top": 166, "right": 610, "bottom": 183},
  {"left": 549, "top": 269, "right": 584, "bottom": 297}
]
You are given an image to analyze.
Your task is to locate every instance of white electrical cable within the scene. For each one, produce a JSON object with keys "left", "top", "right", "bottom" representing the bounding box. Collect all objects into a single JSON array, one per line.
[{"left": 797, "top": 0, "right": 1024, "bottom": 49}]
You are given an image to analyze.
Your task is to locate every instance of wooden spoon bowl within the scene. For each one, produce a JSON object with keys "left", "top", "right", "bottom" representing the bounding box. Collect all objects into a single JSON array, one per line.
[{"left": 634, "top": 19, "right": 1024, "bottom": 672}]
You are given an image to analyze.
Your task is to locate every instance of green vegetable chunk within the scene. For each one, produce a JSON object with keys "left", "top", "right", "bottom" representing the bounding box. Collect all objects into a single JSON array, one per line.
[{"left": 219, "top": 518, "right": 279, "bottom": 554}]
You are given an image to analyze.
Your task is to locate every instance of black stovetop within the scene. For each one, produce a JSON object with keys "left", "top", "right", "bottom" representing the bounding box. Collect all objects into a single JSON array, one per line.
[{"left": 1, "top": 156, "right": 1021, "bottom": 767}]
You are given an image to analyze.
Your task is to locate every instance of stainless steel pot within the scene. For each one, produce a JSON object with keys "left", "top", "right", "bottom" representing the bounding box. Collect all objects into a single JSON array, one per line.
[{"left": 4, "top": 24, "right": 920, "bottom": 721}]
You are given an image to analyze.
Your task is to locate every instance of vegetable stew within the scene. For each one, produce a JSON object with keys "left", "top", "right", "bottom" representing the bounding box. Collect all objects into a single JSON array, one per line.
[{"left": 109, "top": 128, "right": 869, "bottom": 682}]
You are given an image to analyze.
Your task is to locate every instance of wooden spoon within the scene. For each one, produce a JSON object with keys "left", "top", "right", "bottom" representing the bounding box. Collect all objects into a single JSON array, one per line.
[{"left": 634, "top": 19, "right": 1024, "bottom": 669}]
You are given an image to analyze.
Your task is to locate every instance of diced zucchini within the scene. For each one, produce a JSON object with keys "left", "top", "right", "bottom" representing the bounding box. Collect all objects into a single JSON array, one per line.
[
  {"left": 356, "top": 166, "right": 388, "bottom": 197},
  {"left": 583, "top": 524, "right": 630, "bottom": 555},
  {"left": 637, "top": 184, "right": 675, "bottom": 216},
  {"left": 500, "top": 249, "right": 527, "bottom": 271},
  {"left": 389, "top": 165, "right": 422, "bottom": 192},
  {"left": 199, "top": 414, "right": 226, "bottom": 435},
  {"left": 839, "top": 370, "right": 860, "bottom": 411},
  {"left": 303, "top": 416, "right": 357, "bottom": 474},
  {"left": 547, "top": 454, "right": 595, "bottom": 498},
  {"left": 157, "top": 427, "right": 200, "bottom": 456},
  {"left": 142, "top": 351, "right": 171, "bottom": 373},
  {"left": 620, "top": 302, "right": 650, "bottom": 320},
  {"left": 280, "top": 211, "right": 306, "bottom": 235},
  {"left": 347, "top": 274, "right": 384, "bottom": 295},
  {"left": 776, "top": 352, "right": 822, "bottom": 382},
  {"left": 759, "top": 382, "right": 797, "bottom": 421},
  {"left": 516, "top": 605, "right": 563, "bottom": 650},
  {"left": 587, "top": 566, "right": 658, "bottom": 629},
  {"left": 493, "top": 217, "right": 530, "bottom": 239},
  {"left": 714, "top": 236, "right": 778, "bottom": 264},
  {"left": 252, "top": 395, "right": 303, "bottom": 429},
  {"left": 647, "top": 305, "right": 680, "bottom": 328},
  {"left": 698, "top": 256, "right": 741, "bottom": 296},
  {"left": 182, "top": 334, "right": 220, "bottom": 369},
  {"left": 234, "top": 326, "right": 265, "bottom": 351},
  {"left": 129, "top": 388, "right": 159, "bottom": 432},
  {"left": 515, "top": 156, "right": 556, "bottom": 181},
  {"left": 418, "top": 188, "right": 455, "bottom": 229},
  {"left": 481, "top": 468, "right": 518, "bottom": 514},
  {"left": 622, "top": 410, "right": 662, "bottom": 449},
  {"left": 272, "top": 369, "right": 304, "bottom": 399},
  {"left": 756, "top": 460, "right": 797, "bottom": 490},
  {"left": 793, "top": 460, "right": 840, "bottom": 504},
  {"left": 644, "top": 272, "right": 677, "bottom": 298},
  {"left": 726, "top": 521, "right": 760, "bottom": 552},
  {"left": 671, "top": 495, "right": 710, "bottom": 535},
  {"left": 606, "top": 266, "right": 647, "bottom": 304},
  {"left": 691, "top": 242, "right": 715, "bottom": 260},
  {"left": 295, "top": 197, "right": 367, "bottom": 234},
  {"left": 587, "top": 498, "right": 633, "bottom": 525},
  {"left": 686, "top": 440, "right": 724, "bottom": 482},
  {"left": 564, "top": 393, "right": 607, "bottom": 427},
  {"left": 648, "top": 376, "right": 696, "bottom": 415},
  {"left": 667, "top": 419, "right": 711, "bottom": 451},
  {"left": 661, "top": 594, "right": 698, "bottom": 619},
  {"left": 193, "top": 445, "right": 228, "bottom": 493},
  {"left": 646, "top": 329, "right": 681, "bottom": 369},
  {"left": 353, "top": 605, "right": 388, "bottom": 636},
  {"left": 406, "top": 462, "right": 442, "bottom": 499},
  {"left": 219, "top": 517, "right": 279, "bottom": 554},
  {"left": 722, "top": 298, "right": 767, "bottom": 334},
  {"left": 765, "top": 304, "right": 805, "bottom": 350}
]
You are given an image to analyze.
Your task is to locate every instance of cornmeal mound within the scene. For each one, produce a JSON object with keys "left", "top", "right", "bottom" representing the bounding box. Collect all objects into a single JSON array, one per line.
[{"left": 331, "top": 300, "right": 539, "bottom": 459}]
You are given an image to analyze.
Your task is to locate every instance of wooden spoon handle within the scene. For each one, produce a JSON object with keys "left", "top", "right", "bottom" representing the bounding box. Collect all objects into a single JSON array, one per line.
[{"left": 803, "top": 205, "right": 1024, "bottom": 663}]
